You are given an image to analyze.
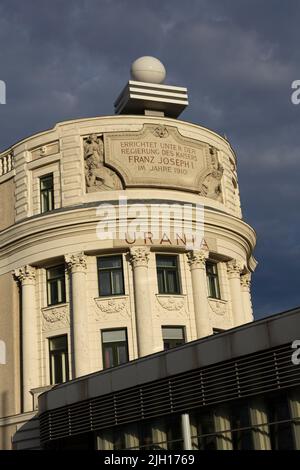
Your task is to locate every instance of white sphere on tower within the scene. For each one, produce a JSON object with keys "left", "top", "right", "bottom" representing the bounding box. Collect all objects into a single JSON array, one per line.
[{"left": 130, "top": 56, "right": 166, "bottom": 84}]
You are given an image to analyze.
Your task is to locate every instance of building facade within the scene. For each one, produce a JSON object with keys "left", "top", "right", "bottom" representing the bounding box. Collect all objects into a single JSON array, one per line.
[
  {"left": 0, "top": 58, "right": 256, "bottom": 449},
  {"left": 38, "top": 307, "right": 300, "bottom": 451}
]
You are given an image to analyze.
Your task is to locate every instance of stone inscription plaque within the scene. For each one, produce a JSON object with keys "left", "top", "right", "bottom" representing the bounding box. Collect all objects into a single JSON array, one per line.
[{"left": 104, "top": 124, "right": 220, "bottom": 194}]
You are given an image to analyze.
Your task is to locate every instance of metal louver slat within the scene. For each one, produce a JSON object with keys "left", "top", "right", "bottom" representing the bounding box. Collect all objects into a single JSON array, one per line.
[{"left": 40, "top": 343, "right": 300, "bottom": 444}]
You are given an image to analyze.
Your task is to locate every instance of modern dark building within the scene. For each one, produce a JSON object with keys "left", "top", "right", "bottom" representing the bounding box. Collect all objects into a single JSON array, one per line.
[{"left": 34, "top": 307, "right": 300, "bottom": 451}]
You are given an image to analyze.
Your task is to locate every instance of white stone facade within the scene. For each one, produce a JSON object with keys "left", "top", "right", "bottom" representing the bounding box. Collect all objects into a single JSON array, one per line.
[{"left": 0, "top": 114, "right": 256, "bottom": 447}]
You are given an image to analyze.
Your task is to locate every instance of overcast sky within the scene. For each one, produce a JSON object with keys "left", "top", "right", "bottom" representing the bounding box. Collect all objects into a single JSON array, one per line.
[{"left": 0, "top": 0, "right": 299, "bottom": 319}]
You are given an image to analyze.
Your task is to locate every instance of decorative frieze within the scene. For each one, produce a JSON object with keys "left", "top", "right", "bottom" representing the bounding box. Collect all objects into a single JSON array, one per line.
[
  {"left": 42, "top": 304, "right": 70, "bottom": 331},
  {"left": 94, "top": 296, "right": 130, "bottom": 320},
  {"left": 31, "top": 141, "right": 60, "bottom": 160},
  {"left": 155, "top": 294, "right": 188, "bottom": 318},
  {"left": 208, "top": 299, "right": 227, "bottom": 316}
]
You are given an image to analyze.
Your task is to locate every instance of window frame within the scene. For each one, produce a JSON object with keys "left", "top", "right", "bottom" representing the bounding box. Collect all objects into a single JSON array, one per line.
[
  {"left": 162, "top": 325, "right": 186, "bottom": 350},
  {"left": 156, "top": 254, "right": 181, "bottom": 295},
  {"left": 97, "top": 254, "right": 125, "bottom": 297},
  {"left": 40, "top": 173, "right": 54, "bottom": 214},
  {"left": 206, "top": 261, "right": 221, "bottom": 300},
  {"left": 48, "top": 334, "right": 69, "bottom": 385},
  {"left": 101, "top": 328, "right": 129, "bottom": 369},
  {"left": 46, "top": 264, "right": 66, "bottom": 307}
]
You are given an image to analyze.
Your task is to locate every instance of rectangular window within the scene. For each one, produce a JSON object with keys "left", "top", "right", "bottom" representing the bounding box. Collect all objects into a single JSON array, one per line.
[
  {"left": 102, "top": 329, "right": 129, "bottom": 369},
  {"left": 162, "top": 326, "right": 185, "bottom": 350},
  {"left": 47, "top": 265, "right": 66, "bottom": 306},
  {"left": 206, "top": 262, "right": 221, "bottom": 299},
  {"left": 40, "top": 174, "right": 54, "bottom": 213},
  {"left": 97, "top": 255, "right": 125, "bottom": 296},
  {"left": 156, "top": 255, "right": 180, "bottom": 294},
  {"left": 49, "top": 335, "right": 69, "bottom": 385}
]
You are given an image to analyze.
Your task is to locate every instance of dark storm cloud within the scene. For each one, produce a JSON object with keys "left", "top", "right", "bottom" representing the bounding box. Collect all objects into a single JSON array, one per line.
[{"left": 0, "top": 0, "right": 299, "bottom": 317}]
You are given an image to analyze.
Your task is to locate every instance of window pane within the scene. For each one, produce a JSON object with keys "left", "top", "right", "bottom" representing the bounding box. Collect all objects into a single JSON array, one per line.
[
  {"left": 103, "top": 345, "right": 114, "bottom": 368},
  {"left": 156, "top": 256, "right": 180, "bottom": 294},
  {"left": 162, "top": 327, "right": 185, "bottom": 350},
  {"left": 49, "top": 335, "right": 69, "bottom": 384},
  {"left": 41, "top": 175, "right": 53, "bottom": 190},
  {"left": 102, "top": 329, "right": 128, "bottom": 369},
  {"left": 54, "top": 354, "right": 63, "bottom": 384},
  {"left": 98, "top": 256, "right": 124, "bottom": 296},
  {"left": 49, "top": 335, "right": 67, "bottom": 351},
  {"left": 40, "top": 174, "right": 54, "bottom": 213},
  {"left": 41, "top": 192, "right": 49, "bottom": 213},
  {"left": 162, "top": 327, "right": 184, "bottom": 340},
  {"left": 206, "top": 262, "right": 215, "bottom": 275},
  {"left": 99, "top": 271, "right": 111, "bottom": 296},
  {"left": 50, "top": 281, "right": 59, "bottom": 305},
  {"left": 103, "top": 330, "right": 127, "bottom": 343},
  {"left": 47, "top": 266, "right": 66, "bottom": 306},
  {"left": 156, "top": 255, "right": 177, "bottom": 267},
  {"left": 206, "top": 262, "right": 221, "bottom": 299},
  {"left": 47, "top": 266, "right": 65, "bottom": 280},
  {"left": 166, "top": 271, "right": 178, "bottom": 293},
  {"left": 98, "top": 256, "right": 122, "bottom": 269},
  {"left": 112, "top": 270, "right": 124, "bottom": 295},
  {"left": 117, "top": 344, "right": 128, "bottom": 365},
  {"left": 157, "top": 270, "right": 165, "bottom": 293}
]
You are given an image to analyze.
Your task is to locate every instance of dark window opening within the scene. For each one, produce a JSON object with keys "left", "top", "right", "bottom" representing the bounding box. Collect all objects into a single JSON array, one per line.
[
  {"left": 102, "top": 329, "right": 129, "bottom": 369},
  {"left": 162, "top": 326, "right": 185, "bottom": 350},
  {"left": 49, "top": 335, "right": 69, "bottom": 385},
  {"left": 156, "top": 255, "right": 180, "bottom": 294},
  {"left": 40, "top": 174, "right": 54, "bottom": 213},
  {"left": 206, "top": 262, "right": 221, "bottom": 299},
  {"left": 47, "top": 265, "right": 66, "bottom": 306},
  {"left": 97, "top": 255, "right": 125, "bottom": 296}
]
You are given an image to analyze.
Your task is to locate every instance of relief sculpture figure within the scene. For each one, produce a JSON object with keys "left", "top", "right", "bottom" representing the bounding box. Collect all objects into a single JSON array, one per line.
[
  {"left": 199, "top": 146, "right": 224, "bottom": 201},
  {"left": 84, "top": 134, "right": 121, "bottom": 192}
]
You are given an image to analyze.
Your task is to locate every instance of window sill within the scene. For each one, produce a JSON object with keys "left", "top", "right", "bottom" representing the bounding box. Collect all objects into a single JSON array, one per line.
[
  {"left": 208, "top": 296, "right": 225, "bottom": 302},
  {"left": 44, "top": 302, "right": 68, "bottom": 309},
  {"left": 156, "top": 293, "right": 185, "bottom": 297},
  {"left": 97, "top": 293, "right": 126, "bottom": 298}
]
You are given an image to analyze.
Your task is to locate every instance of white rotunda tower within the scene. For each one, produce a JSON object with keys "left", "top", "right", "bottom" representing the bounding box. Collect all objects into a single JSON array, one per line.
[{"left": 0, "top": 57, "right": 256, "bottom": 448}]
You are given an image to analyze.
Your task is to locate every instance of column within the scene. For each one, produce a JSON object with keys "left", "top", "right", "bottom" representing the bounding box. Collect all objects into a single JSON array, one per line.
[
  {"left": 181, "top": 413, "right": 193, "bottom": 450},
  {"left": 65, "top": 252, "right": 90, "bottom": 378},
  {"left": 187, "top": 250, "right": 213, "bottom": 338},
  {"left": 289, "top": 389, "right": 300, "bottom": 450},
  {"left": 240, "top": 272, "right": 254, "bottom": 323},
  {"left": 249, "top": 398, "right": 271, "bottom": 450},
  {"left": 214, "top": 406, "right": 233, "bottom": 450},
  {"left": 14, "top": 265, "right": 38, "bottom": 412},
  {"left": 129, "top": 246, "right": 153, "bottom": 357},
  {"left": 227, "top": 259, "right": 244, "bottom": 326}
]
